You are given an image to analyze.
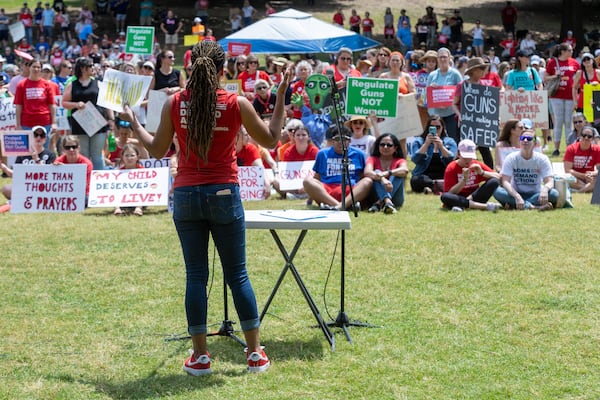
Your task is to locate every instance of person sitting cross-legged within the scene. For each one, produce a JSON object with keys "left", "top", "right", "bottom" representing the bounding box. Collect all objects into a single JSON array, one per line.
[
  {"left": 303, "top": 125, "right": 372, "bottom": 211},
  {"left": 440, "top": 139, "right": 502, "bottom": 212}
]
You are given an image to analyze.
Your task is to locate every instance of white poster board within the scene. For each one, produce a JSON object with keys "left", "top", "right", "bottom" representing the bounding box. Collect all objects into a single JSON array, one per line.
[
  {"left": 97, "top": 69, "right": 152, "bottom": 113},
  {"left": 11, "top": 164, "right": 87, "bottom": 213},
  {"left": 0, "top": 97, "right": 17, "bottom": 131},
  {"left": 145, "top": 90, "right": 168, "bottom": 133},
  {"left": 88, "top": 167, "right": 169, "bottom": 207},
  {"left": 500, "top": 90, "right": 548, "bottom": 129},
  {"left": 71, "top": 101, "right": 107, "bottom": 136},
  {"left": 238, "top": 166, "right": 265, "bottom": 201},
  {"left": 278, "top": 161, "right": 315, "bottom": 191},
  {"left": 376, "top": 93, "right": 422, "bottom": 139},
  {"left": 9, "top": 22, "right": 25, "bottom": 42},
  {"left": 54, "top": 95, "right": 70, "bottom": 131}
]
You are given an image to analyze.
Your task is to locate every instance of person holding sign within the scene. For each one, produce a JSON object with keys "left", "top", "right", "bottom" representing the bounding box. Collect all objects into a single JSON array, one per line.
[
  {"left": 441, "top": 139, "right": 501, "bottom": 212},
  {"left": 53, "top": 135, "right": 93, "bottom": 199},
  {"left": 119, "top": 40, "right": 292, "bottom": 375},
  {"left": 493, "top": 129, "right": 558, "bottom": 210},
  {"left": 410, "top": 114, "right": 457, "bottom": 194},
  {"left": 571, "top": 52, "right": 600, "bottom": 113},
  {"left": 562, "top": 124, "right": 600, "bottom": 193}
]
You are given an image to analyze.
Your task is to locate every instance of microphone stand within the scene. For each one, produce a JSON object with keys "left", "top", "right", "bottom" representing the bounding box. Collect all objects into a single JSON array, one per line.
[{"left": 325, "top": 73, "right": 377, "bottom": 344}]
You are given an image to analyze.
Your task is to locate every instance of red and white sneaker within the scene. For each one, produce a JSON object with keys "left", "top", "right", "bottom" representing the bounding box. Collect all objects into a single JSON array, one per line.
[
  {"left": 183, "top": 350, "right": 211, "bottom": 376},
  {"left": 245, "top": 346, "right": 270, "bottom": 373}
]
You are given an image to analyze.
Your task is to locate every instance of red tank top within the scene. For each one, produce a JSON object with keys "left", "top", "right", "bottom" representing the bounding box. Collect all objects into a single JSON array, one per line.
[{"left": 171, "top": 88, "right": 242, "bottom": 188}]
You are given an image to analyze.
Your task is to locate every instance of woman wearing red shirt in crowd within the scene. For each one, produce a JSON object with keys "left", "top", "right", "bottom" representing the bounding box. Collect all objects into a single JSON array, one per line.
[
  {"left": 563, "top": 124, "right": 600, "bottom": 192},
  {"left": 349, "top": 9, "right": 361, "bottom": 34},
  {"left": 14, "top": 59, "right": 56, "bottom": 147},
  {"left": 327, "top": 47, "right": 361, "bottom": 90},
  {"left": 237, "top": 53, "right": 272, "bottom": 100},
  {"left": 19, "top": 6, "right": 34, "bottom": 45},
  {"left": 274, "top": 124, "right": 318, "bottom": 199},
  {"left": 572, "top": 52, "right": 600, "bottom": 112},
  {"left": 361, "top": 11, "right": 374, "bottom": 38},
  {"left": 332, "top": 7, "right": 344, "bottom": 27},
  {"left": 545, "top": 43, "right": 580, "bottom": 156},
  {"left": 119, "top": 41, "right": 291, "bottom": 376},
  {"left": 289, "top": 60, "right": 313, "bottom": 119},
  {"left": 54, "top": 135, "right": 93, "bottom": 198},
  {"left": 499, "top": 32, "right": 518, "bottom": 59}
]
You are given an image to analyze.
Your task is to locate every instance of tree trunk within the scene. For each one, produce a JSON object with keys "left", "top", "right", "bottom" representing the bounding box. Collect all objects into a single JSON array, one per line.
[{"left": 561, "top": 0, "right": 584, "bottom": 50}]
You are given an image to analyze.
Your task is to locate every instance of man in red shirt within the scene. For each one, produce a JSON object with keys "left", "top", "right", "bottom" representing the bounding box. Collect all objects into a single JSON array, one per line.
[{"left": 501, "top": 1, "right": 517, "bottom": 35}]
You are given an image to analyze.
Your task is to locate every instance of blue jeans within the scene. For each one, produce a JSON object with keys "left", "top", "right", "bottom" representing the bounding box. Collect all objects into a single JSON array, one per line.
[
  {"left": 493, "top": 187, "right": 559, "bottom": 209},
  {"left": 173, "top": 183, "right": 260, "bottom": 336},
  {"left": 373, "top": 176, "right": 405, "bottom": 207},
  {"left": 78, "top": 132, "right": 106, "bottom": 170}
]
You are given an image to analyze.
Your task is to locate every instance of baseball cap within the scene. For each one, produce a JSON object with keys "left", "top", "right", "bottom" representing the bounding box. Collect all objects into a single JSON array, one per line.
[
  {"left": 530, "top": 55, "right": 541, "bottom": 65},
  {"left": 194, "top": 17, "right": 201, "bottom": 23},
  {"left": 42, "top": 63, "right": 53, "bottom": 71},
  {"left": 458, "top": 139, "right": 477, "bottom": 159},
  {"left": 520, "top": 118, "right": 533, "bottom": 130},
  {"left": 142, "top": 61, "right": 155, "bottom": 70}
]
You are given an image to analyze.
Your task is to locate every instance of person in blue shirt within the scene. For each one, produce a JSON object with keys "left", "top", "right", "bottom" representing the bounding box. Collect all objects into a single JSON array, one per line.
[{"left": 303, "top": 125, "right": 372, "bottom": 210}]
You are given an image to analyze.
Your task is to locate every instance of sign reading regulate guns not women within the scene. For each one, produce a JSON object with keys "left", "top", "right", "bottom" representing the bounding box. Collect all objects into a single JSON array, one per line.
[{"left": 345, "top": 77, "right": 398, "bottom": 117}]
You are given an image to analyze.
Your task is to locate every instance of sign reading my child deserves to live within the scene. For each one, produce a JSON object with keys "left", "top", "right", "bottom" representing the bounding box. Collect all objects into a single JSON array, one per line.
[
  {"left": 88, "top": 167, "right": 169, "bottom": 208},
  {"left": 345, "top": 77, "right": 398, "bottom": 118},
  {"left": 459, "top": 82, "right": 500, "bottom": 147}
]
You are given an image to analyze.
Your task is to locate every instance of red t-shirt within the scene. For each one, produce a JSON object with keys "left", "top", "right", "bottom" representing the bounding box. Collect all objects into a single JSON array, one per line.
[
  {"left": 326, "top": 65, "right": 362, "bottom": 83},
  {"left": 563, "top": 142, "right": 600, "bottom": 173},
  {"left": 361, "top": 18, "right": 374, "bottom": 33},
  {"left": 443, "top": 159, "right": 493, "bottom": 196},
  {"left": 55, "top": 154, "right": 93, "bottom": 194},
  {"left": 171, "top": 88, "right": 242, "bottom": 187},
  {"left": 546, "top": 57, "right": 580, "bottom": 100},
  {"left": 236, "top": 143, "right": 261, "bottom": 166},
  {"left": 366, "top": 156, "right": 406, "bottom": 174},
  {"left": 237, "top": 70, "right": 271, "bottom": 93},
  {"left": 14, "top": 78, "right": 55, "bottom": 126},
  {"left": 500, "top": 39, "right": 518, "bottom": 57},
  {"left": 282, "top": 143, "right": 319, "bottom": 161},
  {"left": 349, "top": 15, "right": 361, "bottom": 29},
  {"left": 333, "top": 12, "right": 344, "bottom": 25}
]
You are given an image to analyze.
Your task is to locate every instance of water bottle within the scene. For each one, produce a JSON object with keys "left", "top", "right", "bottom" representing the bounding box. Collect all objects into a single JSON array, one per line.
[{"left": 108, "top": 131, "right": 116, "bottom": 152}]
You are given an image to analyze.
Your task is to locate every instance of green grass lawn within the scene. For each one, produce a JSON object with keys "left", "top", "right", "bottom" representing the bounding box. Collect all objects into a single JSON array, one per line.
[{"left": 1, "top": 190, "right": 599, "bottom": 399}]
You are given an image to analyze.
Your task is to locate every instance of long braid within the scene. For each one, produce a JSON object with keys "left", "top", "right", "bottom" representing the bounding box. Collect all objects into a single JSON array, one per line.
[{"left": 185, "top": 41, "right": 225, "bottom": 162}]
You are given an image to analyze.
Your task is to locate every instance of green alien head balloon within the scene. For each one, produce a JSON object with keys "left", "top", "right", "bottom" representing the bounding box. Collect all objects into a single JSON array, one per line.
[{"left": 305, "top": 74, "right": 332, "bottom": 111}]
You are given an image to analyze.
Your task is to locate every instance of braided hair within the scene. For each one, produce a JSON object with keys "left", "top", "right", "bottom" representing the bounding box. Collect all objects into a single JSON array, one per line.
[{"left": 184, "top": 41, "right": 225, "bottom": 162}]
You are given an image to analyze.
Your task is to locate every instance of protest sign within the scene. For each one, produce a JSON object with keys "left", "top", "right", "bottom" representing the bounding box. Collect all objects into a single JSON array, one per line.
[
  {"left": 139, "top": 157, "right": 172, "bottom": 169},
  {"left": 184, "top": 35, "right": 201, "bottom": 47},
  {"left": 1, "top": 130, "right": 32, "bottom": 157},
  {"left": 11, "top": 164, "right": 87, "bottom": 213},
  {"left": 54, "top": 95, "right": 70, "bottom": 131},
  {"left": 426, "top": 85, "right": 456, "bottom": 108},
  {"left": 71, "top": 101, "right": 107, "bottom": 136},
  {"left": 145, "top": 90, "right": 168, "bottom": 133},
  {"left": 278, "top": 161, "right": 315, "bottom": 191},
  {"left": 459, "top": 83, "right": 500, "bottom": 147},
  {"left": 88, "top": 167, "right": 169, "bottom": 207},
  {"left": 125, "top": 26, "right": 155, "bottom": 55},
  {"left": 0, "top": 97, "right": 17, "bottom": 131},
  {"left": 9, "top": 22, "right": 25, "bottom": 42},
  {"left": 97, "top": 69, "right": 152, "bottom": 113},
  {"left": 238, "top": 166, "right": 265, "bottom": 201},
  {"left": 228, "top": 42, "right": 251, "bottom": 56},
  {"left": 222, "top": 79, "right": 243, "bottom": 95},
  {"left": 345, "top": 77, "right": 398, "bottom": 117},
  {"left": 500, "top": 90, "right": 548, "bottom": 128},
  {"left": 583, "top": 83, "right": 600, "bottom": 123},
  {"left": 377, "top": 93, "right": 422, "bottom": 139}
]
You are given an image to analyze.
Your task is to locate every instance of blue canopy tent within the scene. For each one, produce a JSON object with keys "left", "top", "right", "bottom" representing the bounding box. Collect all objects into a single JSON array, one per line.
[{"left": 218, "top": 9, "right": 380, "bottom": 54}]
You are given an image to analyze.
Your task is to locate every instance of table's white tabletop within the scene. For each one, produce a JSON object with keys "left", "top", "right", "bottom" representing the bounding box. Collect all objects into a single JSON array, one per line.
[{"left": 245, "top": 210, "right": 352, "bottom": 230}]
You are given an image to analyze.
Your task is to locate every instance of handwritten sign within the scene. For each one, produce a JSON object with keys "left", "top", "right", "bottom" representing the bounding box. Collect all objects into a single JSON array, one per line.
[
  {"left": 0, "top": 97, "right": 17, "bottom": 131},
  {"left": 500, "top": 90, "right": 548, "bottom": 129},
  {"left": 1, "top": 130, "right": 32, "bottom": 157},
  {"left": 222, "top": 79, "right": 243, "bottom": 95},
  {"left": 11, "top": 164, "right": 87, "bottom": 213},
  {"left": 228, "top": 42, "right": 252, "bottom": 56},
  {"left": 377, "top": 93, "right": 422, "bottom": 139},
  {"left": 278, "top": 161, "right": 315, "bottom": 191},
  {"left": 71, "top": 101, "right": 107, "bottom": 137},
  {"left": 97, "top": 69, "right": 152, "bottom": 113},
  {"left": 145, "top": 90, "right": 168, "bottom": 133},
  {"left": 238, "top": 166, "right": 265, "bottom": 201},
  {"left": 345, "top": 77, "right": 398, "bottom": 117},
  {"left": 88, "top": 167, "right": 169, "bottom": 207},
  {"left": 459, "top": 83, "right": 500, "bottom": 147},
  {"left": 426, "top": 86, "right": 456, "bottom": 108},
  {"left": 125, "top": 26, "right": 155, "bottom": 55},
  {"left": 139, "top": 157, "right": 172, "bottom": 169}
]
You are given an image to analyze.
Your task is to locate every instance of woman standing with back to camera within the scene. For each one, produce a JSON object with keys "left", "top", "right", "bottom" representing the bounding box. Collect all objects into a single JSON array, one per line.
[{"left": 120, "top": 41, "right": 292, "bottom": 376}]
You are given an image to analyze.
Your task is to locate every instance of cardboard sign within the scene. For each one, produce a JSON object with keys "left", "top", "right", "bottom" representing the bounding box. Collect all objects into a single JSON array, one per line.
[
  {"left": 500, "top": 90, "right": 548, "bottom": 129},
  {"left": 377, "top": 93, "right": 422, "bottom": 140},
  {"left": 0, "top": 98, "right": 17, "bottom": 131},
  {"left": 1, "top": 130, "right": 32, "bottom": 157},
  {"left": 145, "top": 90, "right": 168, "bottom": 133},
  {"left": 71, "top": 101, "right": 107, "bottom": 137},
  {"left": 345, "top": 77, "right": 398, "bottom": 117},
  {"left": 125, "top": 26, "right": 155, "bottom": 55},
  {"left": 459, "top": 83, "right": 500, "bottom": 147},
  {"left": 11, "top": 164, "right": 87, "bottom": 213},
  {"left": 222, "top": 79, "right": 243, "bottom": 95},
  {"left": 228, "top": 42, "right": 251, "bottom": 56},
  {"left": 278, "top": 161, "right": 315, "bottom": 191},
  {"left": 426, "top": 85, "right": 456, "bottom": 108},
  {"left": 97, "top": 69, "right": 152, "bottom": 113},
  {"left": 238, "top": 166, "right": 265, "bottom": 201},
  {"left": 88, "top": 167, "right": 169, "bottom": 207}
]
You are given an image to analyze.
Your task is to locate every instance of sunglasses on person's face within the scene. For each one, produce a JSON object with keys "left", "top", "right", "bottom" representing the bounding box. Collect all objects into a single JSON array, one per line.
[
  {"left": 255, "top": 86, "right": 268, "bottom": 90},
  {"left": 574, "top": 120, "right": 584, "bottom": 124},
  {"left": 34, "top": 132, "right": 46, "bottom": 138},
  {"left": 379, "top": 142, "right": 394, "bottom": 148},
  {"left": 237, "top": 62, "right": 246, "bottom": 66},
  {"left": 166, "top": 55, "right": 175, "bottom": 59},
  {"left": 247, "top": 60, "right": 258, "bottom": 65},
  {"left": 352, "top": 120, "right": 365, "bottom": 125},
  {"left": 519, "top": 135, "right": 535, "bottom": 142},
  {"left": 339, "top": 57, "right": 352, "bottom": 61},
  {"left": 581, "top": 133, "right": 594, "bottom": 139},
  {"left": 64, "top": 145, "right": 79, "bottom": 150}
]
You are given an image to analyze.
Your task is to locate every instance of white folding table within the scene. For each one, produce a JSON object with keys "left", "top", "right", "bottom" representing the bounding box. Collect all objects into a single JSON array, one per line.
[{"left": 245, "top": 210, "right": 352, "bottom": 350}]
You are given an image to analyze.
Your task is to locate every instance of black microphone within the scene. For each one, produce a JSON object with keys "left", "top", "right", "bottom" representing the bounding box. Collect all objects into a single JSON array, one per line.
[{"left": 325, "top": 68, "right": 338, "bottom": 95}]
